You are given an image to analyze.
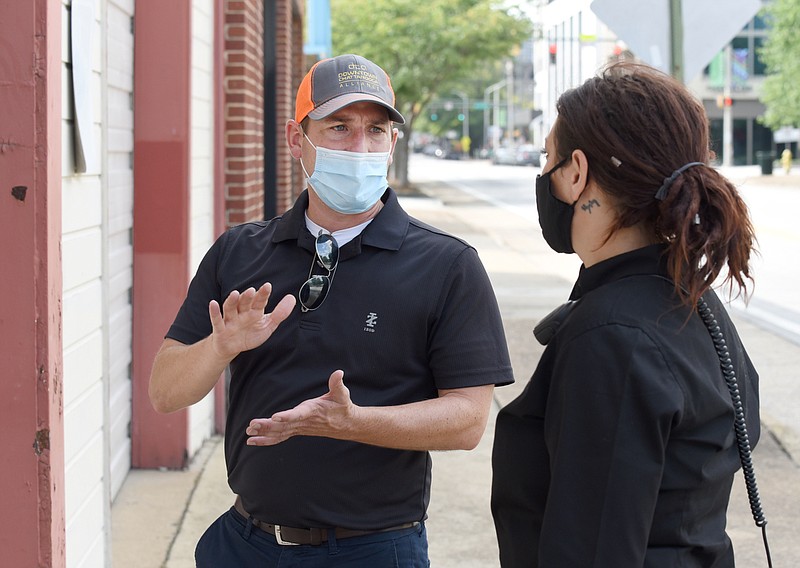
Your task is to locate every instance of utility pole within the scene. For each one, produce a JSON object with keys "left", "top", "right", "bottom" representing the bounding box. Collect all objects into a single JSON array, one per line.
[
  {"left": 455, "top": 91, "right": 470, "bottom": 158},
  {"left": 494, "top": 86, "right": 503, "bottom": 150},
  {"left": 484, "top": 79, "right": 506, "bottom": 150},
  {"left": 669, "top": 0, "right": 684, "bottom": 82},
  {"left": 722, "top": 43, "right": 734, "bottom": 167},
  {"left": 506, "top": 60, "right": 515, "bottom": 143}
]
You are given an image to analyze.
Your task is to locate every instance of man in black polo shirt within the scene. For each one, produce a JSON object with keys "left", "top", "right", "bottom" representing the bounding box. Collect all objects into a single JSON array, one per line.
[{"left": 149, "top": 53, "right": 513, "bottom": 567}]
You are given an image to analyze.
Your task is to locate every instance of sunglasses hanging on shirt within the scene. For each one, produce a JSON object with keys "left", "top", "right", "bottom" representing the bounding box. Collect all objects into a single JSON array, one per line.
[{"left": 298, "top": 230, "right": 339, "bottom": 312}]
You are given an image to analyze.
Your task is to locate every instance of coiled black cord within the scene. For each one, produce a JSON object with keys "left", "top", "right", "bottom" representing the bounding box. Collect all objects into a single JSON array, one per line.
[{"left": 697, "top": 297, "right": 773, "bottom": 568}]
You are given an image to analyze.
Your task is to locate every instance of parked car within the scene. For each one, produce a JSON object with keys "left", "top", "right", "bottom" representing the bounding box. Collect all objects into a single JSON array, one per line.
[
  {"left": 422, "top": 143, "right": 444, "bottom": 157},
  {"left": 421, "top": 142, "right": 461, "bottom": 160},
  {"left": 491, "top": 146, "right": 518, "bottom": 165},
  {"left": 437, "top": 145, "right": 462, "bottom": 160},
  {"left": 491, "top": 144, "right": 542, "bottom": 167},
  {"left": 515, "top": 144, "right": 542, "bottom": 167}
]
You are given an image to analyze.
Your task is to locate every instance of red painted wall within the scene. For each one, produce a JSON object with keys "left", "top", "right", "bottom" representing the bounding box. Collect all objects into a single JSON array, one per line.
[
  {"left": 131, "top": 0, "right": 192, "bottom": 469},
  {"left": 131, "top": 0, "right": 308, "bottom": 467},
  {"left": 0, "top": 0, "right": 65, "bottom": 565}
]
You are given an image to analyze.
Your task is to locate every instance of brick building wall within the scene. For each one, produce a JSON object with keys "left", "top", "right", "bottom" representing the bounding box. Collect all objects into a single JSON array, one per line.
[
  {"left": 222, "top": 0, "right": 305, "bottom": 226},
  {"left": 274, "top": 0, "right": 307, "bottom": 214},
  {"left": 223, "top": 0, "right": 265, "bottom": 225}
]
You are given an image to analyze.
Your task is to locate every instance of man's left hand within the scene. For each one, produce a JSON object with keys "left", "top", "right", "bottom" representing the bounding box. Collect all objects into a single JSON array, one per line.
[{"left": 245, "top": 370, "right": 355, "bottom": 446}]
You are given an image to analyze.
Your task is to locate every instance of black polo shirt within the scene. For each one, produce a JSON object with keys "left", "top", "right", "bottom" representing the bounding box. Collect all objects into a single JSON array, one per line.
[
  {"left": 491, "top": 244, "right": 760, "bottom": 567},
  {"left": 167, "top": 188, "right": 514, "bottom": 529}
]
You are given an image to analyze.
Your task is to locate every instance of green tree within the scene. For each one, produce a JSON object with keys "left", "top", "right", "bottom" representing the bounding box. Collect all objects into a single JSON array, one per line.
[
  {"left": 759, "top": 0, "right": 800, "bottom": 129},
  {"left": 330, "top": 0, "right": 531, "bottom": 187}
]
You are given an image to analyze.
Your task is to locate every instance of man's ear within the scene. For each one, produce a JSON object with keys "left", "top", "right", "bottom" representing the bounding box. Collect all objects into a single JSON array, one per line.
[
  {"left": 387, "top": 127, "right": 399, "bottom": 166},
  {"left": 564, "top": 148, "right": 590, "bottom": 203},
  {"left": 286, "top": 120, "right": 304, "bottom": 160}
]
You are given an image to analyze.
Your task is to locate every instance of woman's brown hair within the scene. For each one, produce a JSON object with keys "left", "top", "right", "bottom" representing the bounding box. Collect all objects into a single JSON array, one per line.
[{"left": 553, "top": 61, "right": 756, "bottom": 307}]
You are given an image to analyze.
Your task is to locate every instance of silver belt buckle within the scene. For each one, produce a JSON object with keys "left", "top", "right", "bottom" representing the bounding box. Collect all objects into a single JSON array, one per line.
[{"left": 273, "top": 525, "right": 300, "bottom": 546}]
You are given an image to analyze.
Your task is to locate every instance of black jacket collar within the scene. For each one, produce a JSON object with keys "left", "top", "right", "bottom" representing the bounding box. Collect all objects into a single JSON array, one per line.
[{"left": 569, "top": 244, "right": 670, "bottom": 301}]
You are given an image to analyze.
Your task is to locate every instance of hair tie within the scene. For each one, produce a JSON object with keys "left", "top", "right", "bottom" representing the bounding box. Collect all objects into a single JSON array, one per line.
[{"left": 654, "top": 161, "right": 705, "bottom": 200}]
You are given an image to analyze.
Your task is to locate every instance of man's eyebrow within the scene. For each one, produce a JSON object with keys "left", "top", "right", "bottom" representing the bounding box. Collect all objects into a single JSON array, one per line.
[
  {"left": 323, "top": 108, "right": 391, "bottom": 125},
  {"left": 320, "top": 113, "right": 355, "bottom": 124},
  {"left": 319, "top": 117, "right": 391, "bottom": 131}
]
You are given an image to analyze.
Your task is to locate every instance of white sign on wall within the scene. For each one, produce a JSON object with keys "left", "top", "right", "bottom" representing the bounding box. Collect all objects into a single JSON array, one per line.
[{"left": 70, "top": 0, "right": 96, "bottom": 173}]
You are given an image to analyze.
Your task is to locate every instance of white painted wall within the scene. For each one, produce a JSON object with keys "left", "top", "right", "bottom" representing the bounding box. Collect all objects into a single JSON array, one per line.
[
  {"left": 188, "top": 0, "right": 217, "bottom": 456},
  {"left": 61, "top": 0, "right": 214, "bottom": 559},
  {"left": 104, "top": 0, "right": 135, "bottom": 501},
  {"left": 62, "top": 0, "right": 134, "bottom": 566},
  {"left": 62, "top": 0, "right": 106, "bottom": 564}
]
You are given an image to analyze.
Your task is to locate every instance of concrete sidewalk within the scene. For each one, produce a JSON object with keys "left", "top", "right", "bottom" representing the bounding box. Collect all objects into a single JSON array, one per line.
[{"left": 112, "top": 180, "right": 799, "bottom": 567}]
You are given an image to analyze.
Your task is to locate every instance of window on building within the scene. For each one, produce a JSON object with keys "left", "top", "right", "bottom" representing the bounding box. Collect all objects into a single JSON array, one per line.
[{"left": 703, "top": 12, "right": 769, "bottom": 78}]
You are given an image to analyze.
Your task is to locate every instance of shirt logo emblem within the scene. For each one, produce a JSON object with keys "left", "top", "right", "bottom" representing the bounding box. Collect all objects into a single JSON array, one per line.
[{"left": 364, "top": 312, "right": 378, "bottom": 333}]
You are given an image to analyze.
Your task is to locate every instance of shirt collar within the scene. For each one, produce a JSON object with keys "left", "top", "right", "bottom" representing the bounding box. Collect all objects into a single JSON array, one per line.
[{"left": 272, "top": 188, "right": 409, "bottom": 254}]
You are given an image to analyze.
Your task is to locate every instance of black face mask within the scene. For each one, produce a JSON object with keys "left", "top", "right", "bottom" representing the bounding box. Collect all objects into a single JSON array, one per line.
[{"left": 535, "top": 157, "right": 575, "bottom": 254}]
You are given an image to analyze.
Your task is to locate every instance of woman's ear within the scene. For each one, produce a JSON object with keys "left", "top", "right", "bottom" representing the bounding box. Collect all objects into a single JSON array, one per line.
[{"left": 564, "top": 148, "right": 590, "bottom": 203}]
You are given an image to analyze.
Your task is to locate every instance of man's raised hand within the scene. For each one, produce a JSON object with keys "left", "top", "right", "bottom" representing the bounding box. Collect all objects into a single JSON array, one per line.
[{"left": 208, "top": 283, "right": 296, "bottom": 360}]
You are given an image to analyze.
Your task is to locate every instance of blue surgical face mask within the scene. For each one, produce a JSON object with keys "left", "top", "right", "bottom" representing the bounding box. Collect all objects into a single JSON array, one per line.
[{"left": 301, "top": 133, "right": 390, "bottom": 214}]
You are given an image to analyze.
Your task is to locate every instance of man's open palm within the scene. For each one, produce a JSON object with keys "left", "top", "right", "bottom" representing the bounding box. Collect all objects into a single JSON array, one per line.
[{"left": 208, "top": 283, "right": 296, "bottom": 360}]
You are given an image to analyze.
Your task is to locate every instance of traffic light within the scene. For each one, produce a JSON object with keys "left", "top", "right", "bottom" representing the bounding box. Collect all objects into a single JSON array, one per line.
[
  {"left": 549, "top": 44, "right": 557, "bottom": 65},
  {"left": 716, "top": 95, "right": 734, "bottom": 108},
  {"left": 430, "top": 113, "right": 438, "bottom": 121}
]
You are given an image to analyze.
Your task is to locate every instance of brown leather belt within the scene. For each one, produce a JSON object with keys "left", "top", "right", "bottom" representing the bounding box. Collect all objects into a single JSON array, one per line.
[{"left": 233, "top": 496, "right": 419, "bottom": 546}]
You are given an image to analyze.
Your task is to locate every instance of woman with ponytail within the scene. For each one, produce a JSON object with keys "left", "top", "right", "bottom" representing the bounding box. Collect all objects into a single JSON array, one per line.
[{"left": 491, "top": 62, "right": 760, "bottom": 567}]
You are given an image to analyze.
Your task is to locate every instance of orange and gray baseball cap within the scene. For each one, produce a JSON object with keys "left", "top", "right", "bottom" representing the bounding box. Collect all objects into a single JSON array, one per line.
[{"left": 295, "top": 54, "right": 405, "bottom": 124}]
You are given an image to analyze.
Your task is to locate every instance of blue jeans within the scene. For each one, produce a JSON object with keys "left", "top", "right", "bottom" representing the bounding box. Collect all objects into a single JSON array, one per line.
[{"left": 195, "top": 507, "right": 430, "bottom": 567}]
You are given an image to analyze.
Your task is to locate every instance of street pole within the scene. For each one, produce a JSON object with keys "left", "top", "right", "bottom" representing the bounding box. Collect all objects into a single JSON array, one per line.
[
  {"left": 455, "top": 91, "right": 469, "bottom": 157},
  {"left": 494, "top": 87, "right": 501, "bottom": 150},
  {"left": 722, "top": 43, "right": 734, "bottom": 167},
  {"left": 669, "top": 0, "right": 684, "bottom": 83},
  {"left": 483, "top": 91, "right": 489, "bottom": 150},
  {"left": 484, "top": 79, "right": 506, "bottom": 151},
  {"left": 463, "top": 97, "right": 469, "bottom": 145},
  {"left": 506, "top": 60, "right": 515, "bottom": 143}
]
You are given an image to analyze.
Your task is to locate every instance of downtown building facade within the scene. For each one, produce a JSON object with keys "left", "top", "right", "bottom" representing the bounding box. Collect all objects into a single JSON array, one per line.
[
  {"left": 0, "top": 0, "right": 308, "bottom": 565},
  {"left": 530, "top": 0, "right": 774, "bottom": 166}
]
